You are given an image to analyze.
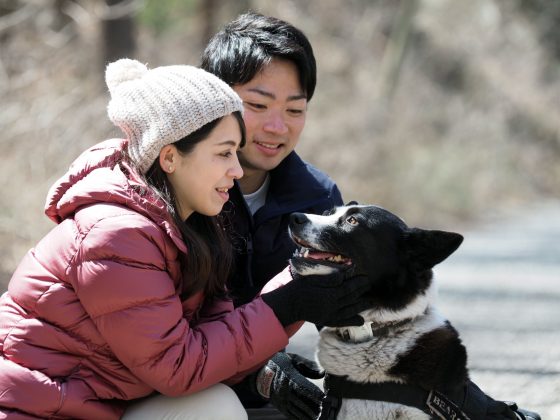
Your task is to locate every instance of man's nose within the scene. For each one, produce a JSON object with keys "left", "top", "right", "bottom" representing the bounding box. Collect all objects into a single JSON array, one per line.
[{"left": 263, "top": 111, "right": 288, "bottom": 135}]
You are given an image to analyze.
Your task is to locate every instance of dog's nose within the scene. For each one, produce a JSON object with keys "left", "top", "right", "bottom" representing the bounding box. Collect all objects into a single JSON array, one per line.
[{"left": 290, "top": 212, "right": 308, "bottom": 225}]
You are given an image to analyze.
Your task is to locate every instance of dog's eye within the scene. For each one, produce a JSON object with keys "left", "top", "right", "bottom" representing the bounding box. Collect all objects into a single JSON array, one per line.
[{"left": 346, "top": 215, "right": 359, "bottom": 225}]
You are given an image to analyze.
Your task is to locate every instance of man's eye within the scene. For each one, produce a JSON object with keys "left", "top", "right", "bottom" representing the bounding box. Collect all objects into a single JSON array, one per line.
[
  {"left": 346, "top": 216, "right": 359, "bottom": 225},
  {"left": 246, "top": 102, "right": 266, "bottom": 110}
]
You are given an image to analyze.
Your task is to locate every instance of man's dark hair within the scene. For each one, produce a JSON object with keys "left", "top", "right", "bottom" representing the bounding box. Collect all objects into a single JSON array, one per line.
[{"left": 201, "top": 11, "right": 317, "bottom": 101}]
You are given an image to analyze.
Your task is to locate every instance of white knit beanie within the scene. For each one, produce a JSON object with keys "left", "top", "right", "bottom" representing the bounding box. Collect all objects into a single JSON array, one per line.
[{"left": 106, "top": 58, "right": 244, "bottom": 174}]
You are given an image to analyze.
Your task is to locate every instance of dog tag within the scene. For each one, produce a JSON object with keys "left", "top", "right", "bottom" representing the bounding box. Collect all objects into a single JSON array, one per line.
[{"left": 347, "top": 324, "right": 374, "bottom": 342}]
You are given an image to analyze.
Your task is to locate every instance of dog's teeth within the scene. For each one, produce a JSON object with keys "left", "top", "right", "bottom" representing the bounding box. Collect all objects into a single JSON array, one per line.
[{"left": 303, "top": 249, "right": 309, "bottom": 258}]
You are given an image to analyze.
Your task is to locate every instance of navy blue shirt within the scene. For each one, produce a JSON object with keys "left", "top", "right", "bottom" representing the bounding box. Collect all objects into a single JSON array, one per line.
[{"left": 224, "top": 152, "right": 343, "bottom": 306}]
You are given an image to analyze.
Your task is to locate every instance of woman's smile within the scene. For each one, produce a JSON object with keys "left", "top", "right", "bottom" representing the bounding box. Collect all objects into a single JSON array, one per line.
[{"left": 216, "top": 186, "right": 233, "bottom": 202}]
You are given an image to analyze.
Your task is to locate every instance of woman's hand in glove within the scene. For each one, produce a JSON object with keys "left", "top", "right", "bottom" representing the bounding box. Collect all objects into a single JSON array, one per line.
[{"left": 261, "top": 267, "right": 371, "bottom": 327}]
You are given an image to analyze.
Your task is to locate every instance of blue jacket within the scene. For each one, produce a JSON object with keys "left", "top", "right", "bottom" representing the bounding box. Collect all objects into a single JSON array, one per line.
[{"left": 225, "top": 152, "right": 343, "bottom": 306}]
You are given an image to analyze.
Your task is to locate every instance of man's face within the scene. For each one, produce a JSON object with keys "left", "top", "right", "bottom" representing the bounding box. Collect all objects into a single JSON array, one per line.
[{"left": 233, "top": 58, "right": 307, "bottom": 176}]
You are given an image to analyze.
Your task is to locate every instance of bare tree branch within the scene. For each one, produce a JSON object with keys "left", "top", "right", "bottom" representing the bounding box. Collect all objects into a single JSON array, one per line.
[
  {"left": 60, "top": 0, "right": 93, "bottom": 26},
  {"left": 376, "top": 0, "right": 418, "bottom": 102},
  {"left": 0, "top": 2, "right": 36, "bottom": 33}
]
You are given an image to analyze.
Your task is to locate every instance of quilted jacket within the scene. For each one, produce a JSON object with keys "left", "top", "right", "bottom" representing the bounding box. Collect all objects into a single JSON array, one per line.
[{"left": 0, "top": 139, "right": 293, "bottom": 419}]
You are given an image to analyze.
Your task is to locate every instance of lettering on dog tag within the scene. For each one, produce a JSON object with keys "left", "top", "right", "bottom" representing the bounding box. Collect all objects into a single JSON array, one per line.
[{"left": 427, "top": 390, "right": 471, "bottom": 420}]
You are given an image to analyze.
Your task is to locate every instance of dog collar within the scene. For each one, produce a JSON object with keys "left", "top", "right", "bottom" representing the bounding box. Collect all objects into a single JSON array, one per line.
[{"left": 338, "top": 317, "right": 415, "bottom": 343}]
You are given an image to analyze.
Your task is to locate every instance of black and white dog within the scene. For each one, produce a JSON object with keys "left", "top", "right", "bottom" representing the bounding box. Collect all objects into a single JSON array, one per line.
[{"left": 288, "top": 204, "right": 536, "bottom": 420}]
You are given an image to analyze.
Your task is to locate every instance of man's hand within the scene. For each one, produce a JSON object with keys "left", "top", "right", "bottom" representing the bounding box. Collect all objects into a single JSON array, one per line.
[{"left": 254, "top": 352, "right": 325, "bottom": 419}]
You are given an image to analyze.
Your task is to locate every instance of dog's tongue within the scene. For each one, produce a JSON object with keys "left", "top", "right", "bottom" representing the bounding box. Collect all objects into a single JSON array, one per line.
[
  {"left": 298, "top": 248, "right": 352, "bottom": 265},
  {"left": 307, "top": 251, "right": 337, "bottom": 260}
]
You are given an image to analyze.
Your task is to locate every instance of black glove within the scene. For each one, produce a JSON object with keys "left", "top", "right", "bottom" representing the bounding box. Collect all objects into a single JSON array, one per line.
[
  {"left": 497, "top": 402, "right": 541, "bottom": 420},
  {"left": 261, "top": 268, "right": 371, "bottom": 327},
  {"left": 516, "top": 407, "right": 541, "bottom": 420},
  {"left": 253, "top": 352, "right": 325, "bottom": 419}
]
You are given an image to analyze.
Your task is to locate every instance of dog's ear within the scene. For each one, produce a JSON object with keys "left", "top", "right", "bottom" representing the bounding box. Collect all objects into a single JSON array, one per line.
[
  {"left": 345, "top": 200, "right": 359, "bottom": 206},
  {"left": 405, "top": 228, "right": 463, "bottom": 270}
]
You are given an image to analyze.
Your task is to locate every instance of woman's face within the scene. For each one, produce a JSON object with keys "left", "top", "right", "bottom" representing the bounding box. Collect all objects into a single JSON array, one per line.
[{"left": 166, "top": 114, "right": 244, "bottom": 219}]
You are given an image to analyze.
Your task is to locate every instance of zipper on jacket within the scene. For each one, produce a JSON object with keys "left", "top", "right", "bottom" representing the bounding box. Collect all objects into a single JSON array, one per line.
[
  {"left": 242, "top": 197, "right": 255, "bottom": 288},
  {"left": 54, "top": 380, "right": 67, "bottom": 415},
  {"left": 245, "top": 235, "right": 254, "bottom": 287},
  {"left": 233, "top": 180, "right": 256, "bottom": 289}
]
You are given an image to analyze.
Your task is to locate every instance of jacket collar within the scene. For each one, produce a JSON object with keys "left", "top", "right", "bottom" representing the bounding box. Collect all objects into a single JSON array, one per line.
[
  {"left": 45, "top": 139, "right": 186, "bottom": 253},
  {"left": 238, "top": 152, "right": 337, "bottom": 222}
]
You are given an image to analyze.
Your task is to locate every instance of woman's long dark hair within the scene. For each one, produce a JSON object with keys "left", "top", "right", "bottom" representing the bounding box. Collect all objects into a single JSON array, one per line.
[{"left": 143, "top": 111, "right": 245, "bottom": 300}]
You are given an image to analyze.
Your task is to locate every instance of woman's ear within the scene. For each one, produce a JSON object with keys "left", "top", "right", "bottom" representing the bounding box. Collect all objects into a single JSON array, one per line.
[{"left": 159, "top": 144, "right": 176, "bottom": 173}]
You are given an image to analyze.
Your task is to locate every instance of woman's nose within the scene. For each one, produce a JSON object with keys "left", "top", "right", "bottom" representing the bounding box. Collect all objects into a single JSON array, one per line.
[{"left": 229, "top": 155, "right": 244, "bottom": 180}]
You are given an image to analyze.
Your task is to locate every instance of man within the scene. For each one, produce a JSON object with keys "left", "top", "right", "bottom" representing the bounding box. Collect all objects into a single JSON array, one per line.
[
  {"left": 202, "top": 11, "right": 342, "bottom": 420},
  {"left": 202, "top": 11, "right": 542, "bottom": 420}
]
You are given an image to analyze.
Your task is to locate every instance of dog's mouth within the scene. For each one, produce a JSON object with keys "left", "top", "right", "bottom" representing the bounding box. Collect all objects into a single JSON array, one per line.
[{"left": 292, "top": 235, "right": 352, "bottom": 266}]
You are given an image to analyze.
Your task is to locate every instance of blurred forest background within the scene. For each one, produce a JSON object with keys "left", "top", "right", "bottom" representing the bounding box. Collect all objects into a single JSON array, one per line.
[{"left": 2, "top": 0, "right": 560, "bottom": 284}]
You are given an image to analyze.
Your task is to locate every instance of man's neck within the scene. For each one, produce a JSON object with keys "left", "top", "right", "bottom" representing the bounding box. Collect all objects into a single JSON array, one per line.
[{"left": 238, "top": 169, "right": 269, "bottom": 195}]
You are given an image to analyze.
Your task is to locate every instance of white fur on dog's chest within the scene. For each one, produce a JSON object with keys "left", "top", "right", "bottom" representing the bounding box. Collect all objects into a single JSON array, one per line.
[
  {"left": 336, "top": 399, "right": 430, "bottom": 419},
  {"left": 318, "top": 308, "right": 446, "bottom": 383}
]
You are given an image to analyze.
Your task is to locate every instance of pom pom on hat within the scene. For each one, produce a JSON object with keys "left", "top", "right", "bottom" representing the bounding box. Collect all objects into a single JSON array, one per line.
[
  {"left": 106, "top": 58, "right": 243, "bottom": 174},
  {"left": 105, "top": 58, "right": 148, "bottom": 94}
]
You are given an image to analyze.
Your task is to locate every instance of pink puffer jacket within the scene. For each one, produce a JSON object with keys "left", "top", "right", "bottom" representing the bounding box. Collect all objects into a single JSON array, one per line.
[{"left": 0, "top": 139, "right": 294, "bottom": 419}]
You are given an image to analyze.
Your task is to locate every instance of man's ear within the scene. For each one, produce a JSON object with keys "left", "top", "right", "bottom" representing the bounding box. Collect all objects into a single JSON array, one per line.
[
  {"left": 405, "top": 228, "right": 463, "bottom": 270},
  {"left": 159, "top": 144, "right": 177, "bottom": 173}
]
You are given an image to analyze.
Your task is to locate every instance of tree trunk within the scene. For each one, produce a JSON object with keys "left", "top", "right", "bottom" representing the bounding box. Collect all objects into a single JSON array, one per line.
[{"left": 101, "top": 0, "right": 136, "bottom": 66}]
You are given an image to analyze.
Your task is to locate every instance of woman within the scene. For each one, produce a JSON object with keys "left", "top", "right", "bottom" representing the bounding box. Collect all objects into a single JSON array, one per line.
[{"left": 0, "top": 59, "right": 370, "bottom": 419}]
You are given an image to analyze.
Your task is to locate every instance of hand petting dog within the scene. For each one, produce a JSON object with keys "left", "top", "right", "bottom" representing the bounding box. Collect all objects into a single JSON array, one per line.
[{"left": 261, "top": 266, "right": 371, "bottom": 328}]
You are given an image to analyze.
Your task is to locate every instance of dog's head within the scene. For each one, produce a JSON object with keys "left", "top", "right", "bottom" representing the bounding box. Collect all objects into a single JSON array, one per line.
[{"left": 288, "top": 204, "right": 463, "bottom": 314}]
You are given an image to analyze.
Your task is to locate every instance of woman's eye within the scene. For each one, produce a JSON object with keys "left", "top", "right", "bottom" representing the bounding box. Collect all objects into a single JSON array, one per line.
[
  {"left": 220, "top": 151, "right": 232, "bottom": 158},
  {"left": 346, "top": 216, "right": 358, "bottom": 225}
]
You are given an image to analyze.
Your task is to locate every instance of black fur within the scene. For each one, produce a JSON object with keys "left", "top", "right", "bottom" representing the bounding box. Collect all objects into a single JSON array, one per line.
[{"left": 389, "top": 322, "right": 469, "bottom": 392}]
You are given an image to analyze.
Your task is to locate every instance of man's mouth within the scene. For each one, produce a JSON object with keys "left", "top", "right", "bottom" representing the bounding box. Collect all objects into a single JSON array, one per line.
[{"left": 254, "top": 140, "right": 282, "bottom": 150}]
